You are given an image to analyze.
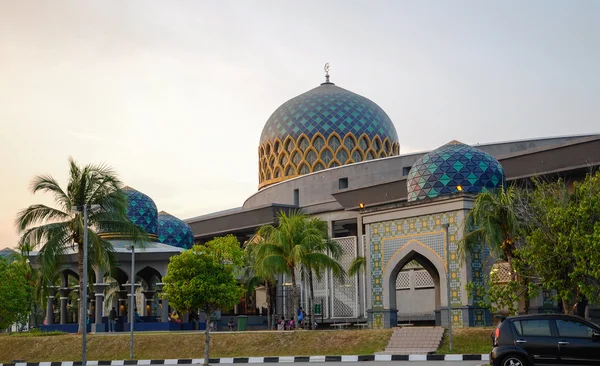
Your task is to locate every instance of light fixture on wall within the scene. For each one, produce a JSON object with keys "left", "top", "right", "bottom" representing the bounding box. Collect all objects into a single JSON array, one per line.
[
  {"left": 456, "top": 185, "right": 463, "bottom": 192},
  {"left": 359, "top": 203, "right": 365, "bottom": 209}
]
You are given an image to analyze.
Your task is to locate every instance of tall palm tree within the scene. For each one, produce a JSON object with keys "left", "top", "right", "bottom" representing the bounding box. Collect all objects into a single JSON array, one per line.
[
  {"left": 242, "top": 236, "right": 276, "bottom": 330},
  {"left": 256, "top": 210, "right": 343, "bottom": 327},
  {"left": 461, "top": 186, "right": 521, "bottom": 280},
  {"left": 15, "top": 157, "right": 146, "bottom": 333},
  {"left": 301, "top": 217, "right": 343, "bottom": 329}
]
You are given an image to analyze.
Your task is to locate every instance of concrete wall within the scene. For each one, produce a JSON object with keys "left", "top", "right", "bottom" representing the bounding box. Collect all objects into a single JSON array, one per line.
[{"left": 243, "top": 135, "right": 595, "bottom": 210}]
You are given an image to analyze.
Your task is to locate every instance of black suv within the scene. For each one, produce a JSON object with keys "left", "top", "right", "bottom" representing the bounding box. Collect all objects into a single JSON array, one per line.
[{"left": 490, "top": 314, "right": 600, "bottom": 365}]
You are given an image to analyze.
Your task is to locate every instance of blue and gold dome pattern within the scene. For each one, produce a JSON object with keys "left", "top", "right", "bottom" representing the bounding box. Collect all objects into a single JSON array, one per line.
[
  {"left": 122, "top": 187, "right": 159, "bottom": 239},
  {"left": 258, "top": 81, "right": 399, "bottom": 188},
  {"left": 157, "top": 211, "right": 194, "bottom": 249},
  {"left": 406, "top": 141, "right": 505, "bottom": 202}
]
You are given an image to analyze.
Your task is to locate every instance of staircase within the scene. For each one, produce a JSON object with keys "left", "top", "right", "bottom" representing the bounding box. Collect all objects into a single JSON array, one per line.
[{"left": 379, "top": 326, "right": 445, "bottom": 355}]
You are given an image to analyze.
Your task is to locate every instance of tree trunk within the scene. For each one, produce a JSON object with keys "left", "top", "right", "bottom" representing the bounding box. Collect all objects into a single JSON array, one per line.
[
  {"left": 265, "top": 280, "right": 271, "bottom": 331},
  {"left": 562, "top": 298, "right": 575, "bottom": 315},
  {"left": 290, "top": 268, "right": 299, "bottom": 327},
  {"left": 308, "top": 267, "right": 315, "bottom": 330},
  {"left": 204, "top": 309, "right": 211, "bottom": 366},
  {"left": 77, "top": 242, "right": 85, "bottom": 334}
]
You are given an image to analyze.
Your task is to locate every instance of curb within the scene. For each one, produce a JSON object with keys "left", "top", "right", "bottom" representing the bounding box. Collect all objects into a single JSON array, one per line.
[{"left": 1, "top": 354, "right": 490, "bottom": 365}]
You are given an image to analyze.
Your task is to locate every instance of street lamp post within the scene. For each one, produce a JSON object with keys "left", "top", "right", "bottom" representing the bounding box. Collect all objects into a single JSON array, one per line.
[
  {"left": 126, "top": 245, "right": 135, "bottom": 359},
  {"left": 442, "top": 223, "right": 453, "bottom": 352},
  {"left": 71, "top": 204, "right": 100, "bottom": 366}
]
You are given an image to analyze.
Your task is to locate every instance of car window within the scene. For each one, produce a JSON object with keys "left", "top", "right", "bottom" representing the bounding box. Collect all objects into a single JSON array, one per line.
[
  {"left": 513, "top": 319, "right": 552, "bottom": 337},
  {"left": 556, "top": 319, "right": 595, "bottom": 338}
]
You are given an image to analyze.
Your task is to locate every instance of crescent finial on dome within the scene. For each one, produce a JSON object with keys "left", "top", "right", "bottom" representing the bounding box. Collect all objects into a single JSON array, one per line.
[{"left": 322, "top": 62, "right": 334, "bottom": 85}]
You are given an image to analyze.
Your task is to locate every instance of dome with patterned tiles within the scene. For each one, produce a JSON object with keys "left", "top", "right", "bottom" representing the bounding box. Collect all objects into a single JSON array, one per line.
[
  {"left": 406, "top": 140, "right": 505, "bottom": 202},
  {"left": 122, "top": 186, "right": 159, "bottom": 239},
  {"left": 157, "top": 211, "right": 194, "bottom": 249},
  {"left": 258, "top": 75, "right": 399, "bottom": 189}
]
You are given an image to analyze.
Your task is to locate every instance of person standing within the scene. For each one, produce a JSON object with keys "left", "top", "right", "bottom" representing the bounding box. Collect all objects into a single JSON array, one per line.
[{"left": 109, "top": 307, "right": 117, "bottom": 332}]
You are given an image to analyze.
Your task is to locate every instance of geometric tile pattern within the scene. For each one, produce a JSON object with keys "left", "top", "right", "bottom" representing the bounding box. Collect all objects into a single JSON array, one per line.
[
  {"left": 369, "top": 211, "right": 463, "bottom": 328},
  {"left": 543, "top": 290, "right": 554, "bottom": 307},
  {"left": 258, "top": 82, "right": 399, "bottom": 188},
  {"left": 470, "top": 242, "right": 486, "bottom": 326},
  {"left": 123, "top": 187, "right": 159, "bottom": 238},
  {"left": 157, "top": 211, "right": 195, "bottom": 249},
  {"left": 407, "top": 140, "right": 506, "bottom": 202}
]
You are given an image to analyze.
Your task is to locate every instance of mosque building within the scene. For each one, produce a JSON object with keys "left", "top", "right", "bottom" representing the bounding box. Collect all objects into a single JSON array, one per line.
[
  {"left": 38, "top": 67, "right": 600, "bottom": 332},
  {"left": 185, "top": 68, "right": 600, "bottom": 329}
]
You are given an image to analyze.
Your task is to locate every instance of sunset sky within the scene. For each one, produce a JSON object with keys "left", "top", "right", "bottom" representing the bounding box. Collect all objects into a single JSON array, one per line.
[{"left": 1, "top": 0, "right": 598, "bottom": 249}]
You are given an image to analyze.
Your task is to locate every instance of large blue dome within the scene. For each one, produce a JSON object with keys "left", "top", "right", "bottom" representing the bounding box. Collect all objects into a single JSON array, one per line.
[
  {"left": 258, "top": 80, "right": 399, "bottom": 188},
  {"left": 123, "top": 187, "right": 158, "bottom": 238},
  {"left": 157, "top": 211, "right": 194, "bottom": 249},
  {"left": 407, "top": 141, "right": 505, "bottom": 202}
]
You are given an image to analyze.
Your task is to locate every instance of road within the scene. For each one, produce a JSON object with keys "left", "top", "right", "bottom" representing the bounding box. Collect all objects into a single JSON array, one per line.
[{"left": 207, "top": 363, "right": 487, "bottom": 366}]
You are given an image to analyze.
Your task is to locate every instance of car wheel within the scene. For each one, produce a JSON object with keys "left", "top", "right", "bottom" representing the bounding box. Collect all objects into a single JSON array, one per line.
[{"left": 501, "top": 354, "right": 527, "bottom": 366}]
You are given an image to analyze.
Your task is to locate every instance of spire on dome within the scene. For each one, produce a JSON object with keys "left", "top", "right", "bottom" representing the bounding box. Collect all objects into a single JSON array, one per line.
[{"left": 321, "top": 62, "right": 334, "bottom": 85}]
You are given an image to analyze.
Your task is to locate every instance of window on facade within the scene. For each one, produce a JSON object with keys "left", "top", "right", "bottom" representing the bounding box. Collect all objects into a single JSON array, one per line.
[
  {"left": 293, "top": 189, "right": 299, "bottom": 206},
  {"left": 344, "top": 137, "right": 356, "bottom": 151},
  {"left": 403, "top": 167, "right": 411, "bottom": 176},
  {"left": 313, "top": 136, "right": 325, "bottom": 151},
  {"left": 336, "top": 149, "right": 349, "bottom": 164},
  {"left": 321, "top": 149, "right": 333, "bottom": 165},
  {"left": 299, "top": 137, "right": 309, "bottom": 151},
  {"left": 329, "top": 136, "right": 341, "bottom": 151},
  {"left": 513, "top": 320, "right": 552, "bottom": 337},
  {"left": 556, "top": 319, "right": 595, "bottom": 338},
  {"left": 339, "top": 177, "right": 349, "bottom": 189}
]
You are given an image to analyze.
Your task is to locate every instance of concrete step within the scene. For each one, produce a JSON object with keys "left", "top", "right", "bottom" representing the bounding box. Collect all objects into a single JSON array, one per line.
[{"left": 380, "top": 326, "right": 445, "bottom": 355}]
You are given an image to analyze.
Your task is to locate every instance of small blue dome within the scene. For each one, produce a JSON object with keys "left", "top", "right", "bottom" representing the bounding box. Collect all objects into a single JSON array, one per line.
[
  {"left": 123, "top": 187, "right": 158, "bottom": 237},
  {"left": 158, "top": 211, "right": 194, "bottom": 249},
  {"left": 407, "top": 140, "right": 505, "bottom": 202}
]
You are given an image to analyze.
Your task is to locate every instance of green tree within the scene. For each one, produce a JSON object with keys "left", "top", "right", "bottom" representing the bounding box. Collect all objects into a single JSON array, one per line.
[
  {"left": 242, "top": 237, "right": 276, "bottom": 330},
  {"left": 0, "top": 257, "right": 34, "bottom": 331},
  {"left": 15, "top": 158, "right": 146, "bottom": 333},
  {"left": 162, "top": 235, "right": 244, "bottom": 366},
  {"left": 461, "top": 186, "right": 521, "bottom": 279},
  {"left": 521, "top": 172, "right": 600, "bottom": 313},
  {"left": 256, "top": 210, "right": 343, "bottom": 327}
]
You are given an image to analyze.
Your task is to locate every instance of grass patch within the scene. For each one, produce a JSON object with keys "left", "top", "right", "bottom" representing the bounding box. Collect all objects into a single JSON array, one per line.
[
  {"left": 436, "top": 327, "right": 494, "bottom": 355},
  {"left": 0, "top": 329, "right": 393, "bottom": 362},
  {"left": 9, "top": 329, "right": 67, "bottom": 337}
]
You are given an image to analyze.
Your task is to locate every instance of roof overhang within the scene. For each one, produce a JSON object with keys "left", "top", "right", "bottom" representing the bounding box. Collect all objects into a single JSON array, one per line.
[
  {"left": 333, "top": 136, "right": 600, "bottom": 211},
  {"left": 187, "top": 204, "right": 298, "bottom": 240}
]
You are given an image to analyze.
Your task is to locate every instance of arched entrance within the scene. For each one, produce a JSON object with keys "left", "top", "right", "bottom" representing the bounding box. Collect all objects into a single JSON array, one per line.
[
  {"left": 382, "top": 240, "right": 447, "bottom": 327},
  {"left": 391, "top": 255, "right": 440, "bottom": 325}
]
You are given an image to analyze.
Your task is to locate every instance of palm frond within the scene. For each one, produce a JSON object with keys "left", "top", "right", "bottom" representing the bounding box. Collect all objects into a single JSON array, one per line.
[
  {"left": 348, "top": 256, "right": 366, "bottom": 276},
  {"left": 15, "top": 204, "right": 70, "bottom": 232}
]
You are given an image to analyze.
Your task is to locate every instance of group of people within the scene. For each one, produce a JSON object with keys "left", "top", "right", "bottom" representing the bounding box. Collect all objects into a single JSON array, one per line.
[
  {"left": 276, "top": 307, "right": 307, "bottom": 330},
  {"left": 107, "top": 306, "right": 145, "bottom": 332}
]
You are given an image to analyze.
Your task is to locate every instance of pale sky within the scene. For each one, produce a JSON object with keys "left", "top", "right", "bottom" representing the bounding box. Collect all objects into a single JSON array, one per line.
[{"left": 1, "top": 0, "right": 599, "bottom": 250}]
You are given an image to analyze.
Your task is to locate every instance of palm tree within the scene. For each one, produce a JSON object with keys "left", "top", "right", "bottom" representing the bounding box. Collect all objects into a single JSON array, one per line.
[
  {"left": 15, "top": 157, "right": 146, "bottom": 333},
  {"left": 348, "top": 256, "right": 366, "bottom": 277},
  {"left": 256, "top": 210, "right": 343, "bottom": 327},
  {"left": 301, "top": 217, "right": 343, "bottom": 329},
  {"left": 461, "top": 186, "right": 520, "bottom": 280},
  {"left": 242, "top": 236, "right": 276, "bottom": 330}
]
